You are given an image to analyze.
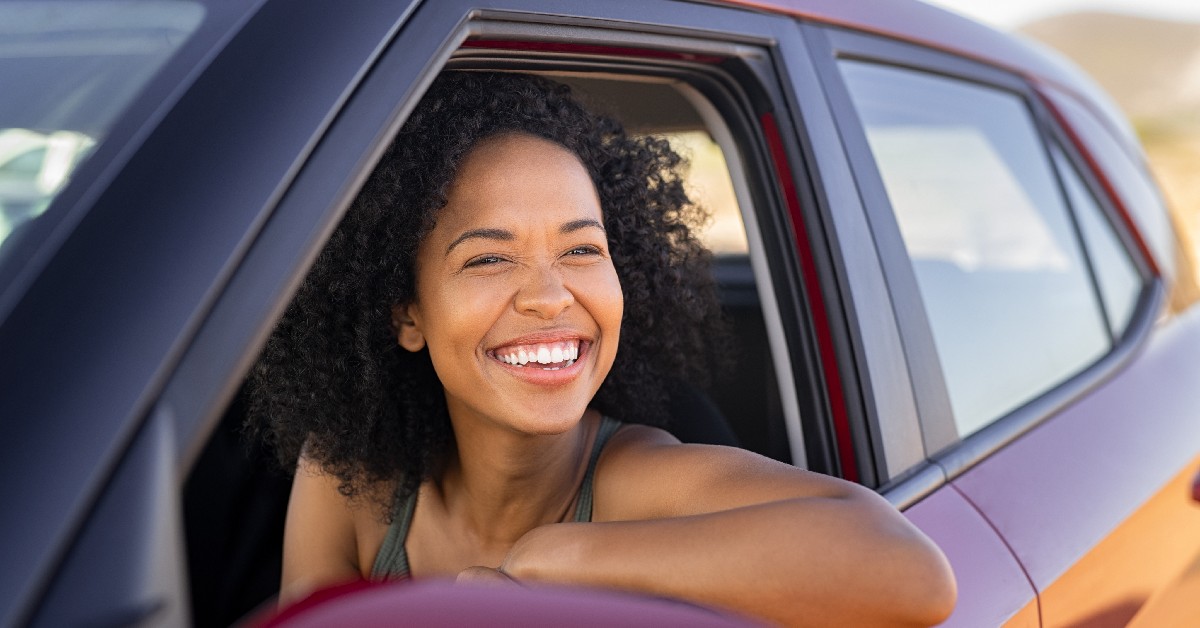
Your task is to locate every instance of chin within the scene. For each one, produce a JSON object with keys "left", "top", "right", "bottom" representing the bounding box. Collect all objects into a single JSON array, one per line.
[{"left": 500, "top": 400, "right": 592, "bottom": 436}]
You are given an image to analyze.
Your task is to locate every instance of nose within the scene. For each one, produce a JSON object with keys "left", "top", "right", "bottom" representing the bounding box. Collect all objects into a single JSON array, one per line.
[{"left": 514, "top": 263, "right": 574, "bottom": 319}]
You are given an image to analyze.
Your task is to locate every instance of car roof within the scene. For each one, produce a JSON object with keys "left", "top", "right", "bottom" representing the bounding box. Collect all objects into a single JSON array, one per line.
[
  {"left": 709, "top": 0, "right": 1136, "bottom": 147},
  {"left": 716, "top": 0, "right": 1059, "bottom": 78}
]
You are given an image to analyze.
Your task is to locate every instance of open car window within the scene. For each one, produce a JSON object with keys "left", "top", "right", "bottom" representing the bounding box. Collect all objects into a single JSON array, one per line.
[{"left": 532, "top": 72, "right": 796, "bottom": 463}]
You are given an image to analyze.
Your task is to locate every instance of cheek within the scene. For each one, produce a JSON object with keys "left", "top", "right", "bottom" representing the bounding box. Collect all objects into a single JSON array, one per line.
[
  {"left": 591, "top": 265, "right": 624, "bottom": 336},
  {"left": 607, "top": 273, "right": 624, "bottom": 328},
  {"left": 425, "top": 279, "right": 510, "bottom": 346}
]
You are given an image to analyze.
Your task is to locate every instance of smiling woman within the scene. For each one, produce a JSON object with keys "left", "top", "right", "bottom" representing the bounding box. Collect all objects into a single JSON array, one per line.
[
  {"left": 248, "top": 71, "right": 956, "bottom": 627},
  {"left": 393, "top": 133, "right": 624, "bottom": 432}
]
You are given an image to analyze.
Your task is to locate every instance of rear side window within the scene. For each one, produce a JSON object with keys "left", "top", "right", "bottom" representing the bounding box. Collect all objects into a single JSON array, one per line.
[
  {"left": 1051, "top": 145, "right": 1141, "bottom": 336},
  {"left": 839, "top": 61, "right": 1111, "bottom": 438}
]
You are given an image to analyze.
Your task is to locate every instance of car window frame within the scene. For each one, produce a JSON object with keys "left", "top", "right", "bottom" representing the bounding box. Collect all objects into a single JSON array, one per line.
[
  {"left": 153, "top": 0, "right": 866, "bottom": 487},
  {"left": 808, "top": 24, "right": 1161, "bottom": 492},
  {"left": 442, "top": 6, "right": 848, "bottom": 477}
]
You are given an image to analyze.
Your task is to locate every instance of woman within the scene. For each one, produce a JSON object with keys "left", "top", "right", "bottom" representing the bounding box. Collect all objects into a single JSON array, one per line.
[{"left": 251, "top": 71, "right": 956, "bottom": 626}]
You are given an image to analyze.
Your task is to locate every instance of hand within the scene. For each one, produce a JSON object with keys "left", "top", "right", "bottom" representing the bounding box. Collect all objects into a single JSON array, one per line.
[{"left": 455, "top": 566, "right": 521, "bottom": 586}]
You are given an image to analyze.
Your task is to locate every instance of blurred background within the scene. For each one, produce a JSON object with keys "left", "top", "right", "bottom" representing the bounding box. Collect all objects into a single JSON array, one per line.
[{"left": 927, "top": 0, "right": 1200, "bottom": 281}]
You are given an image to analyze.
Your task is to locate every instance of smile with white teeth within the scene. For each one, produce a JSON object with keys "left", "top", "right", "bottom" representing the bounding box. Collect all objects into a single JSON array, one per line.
[{"left": 491, "top": 340, "right": 581, "bottom": 370}]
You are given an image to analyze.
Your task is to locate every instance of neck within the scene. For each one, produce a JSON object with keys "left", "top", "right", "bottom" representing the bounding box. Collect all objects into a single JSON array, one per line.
[{"left": 437, "top": 408, "right": 598, "bottom": 548}]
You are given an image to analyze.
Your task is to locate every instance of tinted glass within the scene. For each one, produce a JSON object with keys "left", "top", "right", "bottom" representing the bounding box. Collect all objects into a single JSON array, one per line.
[
  {"left": 0, "top": 2, "right": 205, "bottom": 276},
  {"left": 840, "top": 61, "right": 1109, "bottom": 437},
  {"left": 1052, "top": 145, "right": 1142, "bottom": 336}
]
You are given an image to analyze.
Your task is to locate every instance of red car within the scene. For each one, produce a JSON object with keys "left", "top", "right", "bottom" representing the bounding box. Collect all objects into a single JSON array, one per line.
[{"left": 2, "top": 0, "right": 1198, "bottom": 625}]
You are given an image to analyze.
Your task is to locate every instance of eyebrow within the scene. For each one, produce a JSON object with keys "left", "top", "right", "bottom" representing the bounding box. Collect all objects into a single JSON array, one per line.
[
  {"left": 445, "top": 228, "right": 514, "bottom": 255},
  {"left": 560, "top": 218, "right": 605, "bottom": 234},
  {"left": 444, "top": 219, "right": 606, "bottom": 255}
]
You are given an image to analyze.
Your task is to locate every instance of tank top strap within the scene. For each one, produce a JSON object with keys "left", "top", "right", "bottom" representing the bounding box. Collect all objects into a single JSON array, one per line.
[
  {"left": 371, "top": 487, "right": 418, "bottom": 580},
  {"left": 572, "top": 415, "right": 624, "bottom": 523},
  {"left": 373, "top": 416, "right": 622, "bottom": 578}
]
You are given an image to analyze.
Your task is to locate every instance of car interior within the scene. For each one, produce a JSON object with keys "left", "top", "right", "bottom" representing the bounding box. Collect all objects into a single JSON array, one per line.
[{"left": 183, "top": 56, "right": 797, "bottom": 626}]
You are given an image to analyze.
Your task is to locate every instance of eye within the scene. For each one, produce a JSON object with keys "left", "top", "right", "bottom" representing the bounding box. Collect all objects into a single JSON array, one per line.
[
  {"left": 565, "top": 244, "right": 602, "bottom": 257},
  {"left": 464, "top": 254, "right": 505, "bottom": 268}
]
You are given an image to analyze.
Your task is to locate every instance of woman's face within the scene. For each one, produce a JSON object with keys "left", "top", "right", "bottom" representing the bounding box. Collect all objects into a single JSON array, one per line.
[{"left": 395, "top": 133, "right": 623, "bottom": 435}]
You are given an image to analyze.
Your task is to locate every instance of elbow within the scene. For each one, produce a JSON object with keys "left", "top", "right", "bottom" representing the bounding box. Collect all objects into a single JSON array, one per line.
[
  {"left": 865, "top": 488, "right": 958, "bottom": 626},
  {"left": 916, "top": 557, "right": 957, "bottom": 626},
  {"left": 896, "top": 536, "right": 958, "bottom": 626},
  {"left": 854, "top": 488, "right": 957, "bottom": 626},
  {"left": 845, "top": 486, "right": 958, "bottom": 626}
]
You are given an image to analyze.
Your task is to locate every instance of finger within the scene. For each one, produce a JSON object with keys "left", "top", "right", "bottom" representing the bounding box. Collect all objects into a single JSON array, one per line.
[{"left": 456, "top": 566, "right": 515, "bottom": 585}]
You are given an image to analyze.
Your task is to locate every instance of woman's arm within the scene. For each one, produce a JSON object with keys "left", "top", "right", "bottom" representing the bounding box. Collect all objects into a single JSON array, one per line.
[
  {"left": 278, "top": 457, "right": 364, "bottom": 606},
  {"left": 499, "top": 427, "right": 956, "bottom": 627}
]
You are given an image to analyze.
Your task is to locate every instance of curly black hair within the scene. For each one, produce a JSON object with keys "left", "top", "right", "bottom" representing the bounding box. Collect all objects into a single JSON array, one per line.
[{"left": 249, "top": 71, "right": 727, "bottom": 516}]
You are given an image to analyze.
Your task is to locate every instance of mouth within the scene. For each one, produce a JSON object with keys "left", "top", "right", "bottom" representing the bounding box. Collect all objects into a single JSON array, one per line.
[{"left": 487, "top": 338, "right": 585, "bottom": 371}]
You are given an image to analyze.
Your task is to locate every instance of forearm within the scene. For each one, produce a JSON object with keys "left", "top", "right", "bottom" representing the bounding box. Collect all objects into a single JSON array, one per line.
[{"left": 501, "top": 489, "right": 955, "bottom": 627}]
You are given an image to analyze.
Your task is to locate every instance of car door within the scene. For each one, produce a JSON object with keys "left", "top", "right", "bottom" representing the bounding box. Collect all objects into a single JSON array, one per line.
[
  {"left": 0, "top": 1, "right": 424, "bottom": 624},
  {"left": 809, "top": 17, "right": 1200, "bottom": 628},
  {"left": 771, "top": 20, "right": 1045, "bottom": 626}
]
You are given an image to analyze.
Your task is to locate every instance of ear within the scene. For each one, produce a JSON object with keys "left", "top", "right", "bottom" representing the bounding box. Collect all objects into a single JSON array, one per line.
[{"left": 391, "top": 303, "right": 426, "bottom": 352}]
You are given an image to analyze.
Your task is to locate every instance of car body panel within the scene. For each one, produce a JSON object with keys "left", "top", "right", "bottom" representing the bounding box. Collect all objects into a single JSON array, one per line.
[
  {"left": 1128, "top": 542, "right": 1200, "bottom": 627},
  {"left": 902, "top": 486, "right": 1037, "bottom": 626},
  {"left": 260, "top": 580, "right": 758, "bottom": 627},
  {"left": 1044, "top": 457, "right": 1200, "bottom": 626},
  {"left": 952, "top": 306, "right": 1200, "bottom": 623}
]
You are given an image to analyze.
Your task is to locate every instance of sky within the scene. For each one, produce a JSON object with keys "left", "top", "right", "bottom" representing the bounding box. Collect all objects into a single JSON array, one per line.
[{"left": 924, "top": 0, "right": 1200, "bottom": 29}]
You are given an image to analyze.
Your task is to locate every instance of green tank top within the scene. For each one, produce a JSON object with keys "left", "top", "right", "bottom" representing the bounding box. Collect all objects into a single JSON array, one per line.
[{"left": 371, "top": 415, "right": 624, "bottom": 580}]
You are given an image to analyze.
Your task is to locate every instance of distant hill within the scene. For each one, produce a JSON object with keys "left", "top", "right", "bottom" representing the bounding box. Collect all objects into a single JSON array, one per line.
[
  {"left": 1018, "top": 12, "right": 1200, "bottom": 126},
  {"left": 1020, "top": 12, "right": 1200, "bottom": 303}
]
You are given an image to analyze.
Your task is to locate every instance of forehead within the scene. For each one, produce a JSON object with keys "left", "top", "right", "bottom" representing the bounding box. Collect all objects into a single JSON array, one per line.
[{"left": 435, "top": 133, "right": 602, "bottom": 231}]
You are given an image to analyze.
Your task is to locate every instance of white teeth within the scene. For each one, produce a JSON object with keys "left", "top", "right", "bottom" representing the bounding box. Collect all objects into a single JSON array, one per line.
[
  {"left": 494, "top": 341, "right": 582, "bottom": 368},
  {"left": 541, "top": 359, "right": 575, "bottom": 371}
]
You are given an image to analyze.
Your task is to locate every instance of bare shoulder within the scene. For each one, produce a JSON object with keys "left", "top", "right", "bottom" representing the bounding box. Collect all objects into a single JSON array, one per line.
[
  {"left": 592, "top": 423, "right": 868, "bottom": 521},
  {"left": 280, "top": 457, "right": 383, "bottom": 605}
]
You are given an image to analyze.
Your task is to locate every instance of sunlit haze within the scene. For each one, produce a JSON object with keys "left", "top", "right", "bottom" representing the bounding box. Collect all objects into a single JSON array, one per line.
[{"left": 924, "top": 0, "right": 1200, "bottom": 29}]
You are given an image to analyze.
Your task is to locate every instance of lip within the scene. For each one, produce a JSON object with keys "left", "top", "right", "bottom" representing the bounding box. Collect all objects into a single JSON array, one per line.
[
  {"left": 487, "top": 330, "right": 591, "bottom": 350},
  {"left": 485, "top": 331, "right": 593, "bottom": 387}
]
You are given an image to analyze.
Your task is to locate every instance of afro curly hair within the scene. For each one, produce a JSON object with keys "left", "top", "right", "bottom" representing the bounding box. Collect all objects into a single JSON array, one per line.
[{"left": 249, "top": 71, "right": 728, "bottom": 517}]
